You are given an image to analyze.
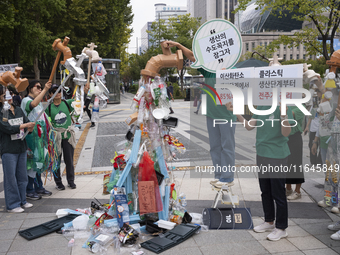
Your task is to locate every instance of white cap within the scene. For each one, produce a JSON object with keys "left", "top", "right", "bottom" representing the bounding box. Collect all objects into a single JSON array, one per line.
[{"left": 5, "top": 90, "right": 12, "bottom": 100}]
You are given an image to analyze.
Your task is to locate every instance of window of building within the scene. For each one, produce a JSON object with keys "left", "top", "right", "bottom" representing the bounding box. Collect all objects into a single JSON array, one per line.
[
  {"left": 284, "top": 45, "right": 286, "bottom": 50},
  {"left": 252, "top": 42, "right": 255, "bottom": 49},
  {"left": 290, "top": 54, "right": 293, "bottom": 60},
  {"left": 297, "top": 45, "right": 299, "bottom": 50},
  {"left": 297, "top": 54, "right": 299, "bottom": 59},
  {"left": 283, "top": 54, "right": 286, "bottom": 60},
  {"left": 303, "top": 54, "right": 306, "bottom": 60},
  {"left": 310, "top": 55, "right": 312, "bottom": 59},
  {"left": 246, "top": 43, "right": 249, "bottom": 51},
  {"left": 265, "top": 42, "right": 267, "bottom": 47},
  {"left": 260, "top": 42, "right": 262, "bottom": 46}
]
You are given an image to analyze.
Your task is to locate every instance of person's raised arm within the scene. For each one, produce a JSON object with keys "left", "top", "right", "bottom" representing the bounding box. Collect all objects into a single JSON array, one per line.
[
  {"left": 163, "top": 40, "right": 196, "bottom": 62},
  {"left": 225, "top": 102, "right": 256, "bottom": 131},
  {"left": 30, "top": 81, "right": 52, "bottom": 108}
]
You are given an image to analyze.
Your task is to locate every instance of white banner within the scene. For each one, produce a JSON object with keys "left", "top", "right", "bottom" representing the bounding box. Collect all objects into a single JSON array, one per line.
[{"left": 0, "top": 63, "right": 18, "bottom": 74}]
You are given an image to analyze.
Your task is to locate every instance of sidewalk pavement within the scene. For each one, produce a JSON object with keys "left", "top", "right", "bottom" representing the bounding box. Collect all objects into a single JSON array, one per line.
[{"left": 0, "top": 93, "right": 340, "bottom": 255}]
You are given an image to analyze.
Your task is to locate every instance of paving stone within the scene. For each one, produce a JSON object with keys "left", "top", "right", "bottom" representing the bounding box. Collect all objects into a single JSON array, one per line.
[
  {"left": 0, "top": 219, "right": 23, "bottom": 230},
  {"left": 7, "top": 246, "right": 71, "bottom": 255},
  {"left": 259, "top": 239, "right": 298, "bottom": 253},
  {"left": 200, "top": 241, "right": 269, "bottom": 255},
  {"left": 0, "top": 240, "right": 12, "bottom": 253},
  {"left": 193, "top": 229, "right": 254, "bottom": 247},
  {"left": 302, "top": 248, "right": 339, "bottom": 255},
  {"left": 9, "top": 235, "right": 66, "bottom": 252},
  {"left": 288, "top": 236, "right": 327, "bottom": 250},
  {"left": 313, "top": 234, "right": 340, "bottom": 248},
  {"left": 291, "top": 218, "right": 332, "bottom": 225},
  {"left": 299, "top": 222, "right": 335, "bottom": 236},
  {"left": 0, "top": 228, "right": 19, "bottom": 240}
]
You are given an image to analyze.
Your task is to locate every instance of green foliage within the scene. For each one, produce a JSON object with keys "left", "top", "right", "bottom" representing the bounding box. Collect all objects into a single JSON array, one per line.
[
  {"left": 172, "top": 82, "right": 185, "bottom": 99},
  {"left": 235, "top": 0, "right": 340, "bottom": 60},
  {"left": 281, "top": 57, "right": 328, "bottom": 78},
  {"left": 0, "top": 0, "right": 133, "bottom": 79},
  {"left": 239, "top": 45, "right": 275, "bottom": 62}
]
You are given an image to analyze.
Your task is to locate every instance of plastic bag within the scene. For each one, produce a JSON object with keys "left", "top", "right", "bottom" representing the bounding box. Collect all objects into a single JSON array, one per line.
[{"left": 138, "top": 151, "right": 163, "bottom": 214}]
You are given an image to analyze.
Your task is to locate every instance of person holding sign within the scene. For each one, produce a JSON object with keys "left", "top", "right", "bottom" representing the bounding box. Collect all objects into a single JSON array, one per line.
[
  {"left": 0, "top": 86, "right": 36, "bottom": 212},
  {"left": 163, "top": 40, "right": 236, "bottom": 187},
  {"left": 226, "top": 102, "right": 294, "bottom": 241}
]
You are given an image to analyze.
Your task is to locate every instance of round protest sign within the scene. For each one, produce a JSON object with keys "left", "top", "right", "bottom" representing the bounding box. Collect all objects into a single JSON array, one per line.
[{"left": 191, "top": 19, "right": 242, "bottom": 73}]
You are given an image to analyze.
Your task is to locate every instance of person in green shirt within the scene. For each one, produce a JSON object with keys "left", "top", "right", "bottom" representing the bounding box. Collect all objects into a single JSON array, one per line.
[
  {"left": 227, "top": 102, "right": 294, "bottom": 241},
  {"left": 286, "top": 106, "right": 305, "bottom": 200},
  {"left": 46, "top": 84, "right": 76, "bottom": 190},
  {"left": 164, "top": 40, "right": 236, "bottom": 188},
  {"left": 21, "top": 80, "right": 53, "bottom": 200}
]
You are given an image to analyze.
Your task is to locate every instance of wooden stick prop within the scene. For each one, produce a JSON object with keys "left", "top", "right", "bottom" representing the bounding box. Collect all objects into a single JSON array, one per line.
[{"left": 49, "top": 37, "right": 71, "bottom": 82}]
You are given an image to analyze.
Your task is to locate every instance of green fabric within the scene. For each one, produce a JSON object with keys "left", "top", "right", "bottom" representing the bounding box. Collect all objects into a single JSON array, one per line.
[
  {"left": 45, "top": 99, "right": 74, "bottom": 139},
  {"left": 22, "top": 97, "right": 50, "bottom": 172},
  {"left": 252, "top": 106, "right": 294, "bottom": 159},
  {"left": 320, "top": 135, "right": 330, "bottom": 149},
  {"left": 198, "top": 68, "right": 236, "bottom": 121},
  {"left": 290, "top": 105, "right": 305, "bottom": 136}
]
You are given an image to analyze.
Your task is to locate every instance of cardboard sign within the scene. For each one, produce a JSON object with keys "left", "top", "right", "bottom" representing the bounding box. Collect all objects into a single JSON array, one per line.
[
  {"left": 216, "top": 67, "right": 254, "bottom": 104},
  {"left": 138, "top": 181, "right": 157, "bottom": 215},
  {"left": 0, "top": 63, "right": 18, "bottom": 74},
  {"left": 215, "top": 64, "right": 304, "bottom": 106},
  {"left": 191, "top": 19, "right": 242, "bottom": 73},
  {"left": 253, "top": 64, "right": 303, "bottom": 105}
]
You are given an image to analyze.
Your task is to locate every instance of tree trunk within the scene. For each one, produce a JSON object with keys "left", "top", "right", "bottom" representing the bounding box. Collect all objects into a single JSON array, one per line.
[
  {"left": 33, "top": 55, "right": 40, "bottom": 80},
  {"left": 13, "top": 28, "right": 20, "bottom": 64}
]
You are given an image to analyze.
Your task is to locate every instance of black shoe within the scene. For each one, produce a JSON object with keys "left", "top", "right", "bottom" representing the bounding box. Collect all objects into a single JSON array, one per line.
[
  {"left": 36, "top": 189, "right": 52, "bottom": 196},
  {"left": 90, "top": 123, "right": 95, "bottom": 128},
  {"left": 68, "top": 183, "right": 77, "bottom": 189},
  {"left": 56, "top": 184, "right": 65, "bottom": 191},
  {"left": 194, "top": 111, "right": 198, "bottom": 114},
  {"left": 170, "top": 111, "right": 174, "bottom": 114},
  {"left": 26, "top": 193, "right": 42, "bottom": 200}
]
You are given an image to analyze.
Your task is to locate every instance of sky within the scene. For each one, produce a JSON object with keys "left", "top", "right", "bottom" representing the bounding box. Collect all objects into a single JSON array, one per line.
[{"left": 128, "top": 0, "right": 188, "bottom": 54}]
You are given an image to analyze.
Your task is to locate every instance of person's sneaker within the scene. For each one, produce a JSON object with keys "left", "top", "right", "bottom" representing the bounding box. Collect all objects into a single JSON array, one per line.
[
  {"left": 331, "top": 230, "right": 340, "bottom": 240},
  {"left": 26, "top": 193, "right": 42, "bottom": 200},
  {"left": 22, "top": 202, "right": 33, "bottom": 209},
  {"left": 287, "top": 191, "right": 301, "bottom": 200},
  {"left": 68, "top": 183, "right": 77, "bottom": 189},
  {"left": 213, "top": 181, "right": 234, "bottom": 189},
  {"left": 328, "top": 221, "right": 340, "bottom": 231},
  {"left": 286, "top": 189, "right": 293, "bottom": 196},
  {"left": 90, "top": 122, "right": 95, "bottom": 128},
  {"left": 56, "top": 184, "right": 65, "bottom": 191},
  {"left": 267, "top": 228, "right": 288, "bottom": 241},
  {"left": 8, "top": 207, "right": 24, "bottom": 213},
  {"left": 210, "top": 179, "right": 219, "bottom": 185},
  {"left": 253, "top": 222, "right": 275, "bottom": 233},
  {"left": 36, "top": 189, "right": 52, "bottom": 196},
  {"left": 318, "top": 200, "right": 328, "bottom": 208}
]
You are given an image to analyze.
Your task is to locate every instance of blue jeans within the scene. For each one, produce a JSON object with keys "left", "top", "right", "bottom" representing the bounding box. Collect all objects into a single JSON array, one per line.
[
  {"left": 257, "top": 155, "right": 288, "bottom": 230},
  {"left": 206, "top": 117, "right": 236, "bottom": 182},
  {"left": 27, "top": 173, "right": 44, "bottom": 194},
  {"left": 2, "top": 153, "right": 28, "bottom": 210},
  {"left": 320, "top": 147, "right": 328, "bottom": 164},
  {"left": 196, "top": 100, "right": 201, "bottom": 111}
]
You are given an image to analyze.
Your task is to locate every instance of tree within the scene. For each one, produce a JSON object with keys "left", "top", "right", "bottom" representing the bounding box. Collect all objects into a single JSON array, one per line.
[
  {"left": 0, "top": 0, "right": 133, "bottom": 80},
  {"left": 236, "top": 0, "right": 340, "bottom": 60},
  {"left": 239, "top": 45, "right": 276, "bottom": 62}
]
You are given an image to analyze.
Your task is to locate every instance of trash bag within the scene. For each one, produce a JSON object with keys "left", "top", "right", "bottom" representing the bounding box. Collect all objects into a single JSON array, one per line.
[{"left": 138, "top": 151, "right": 163, "bottom": 213}]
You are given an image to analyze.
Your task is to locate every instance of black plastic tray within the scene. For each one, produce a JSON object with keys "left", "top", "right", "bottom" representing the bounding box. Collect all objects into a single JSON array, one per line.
[{"left": 18, "top": 214, "right": 80, "bottom": 240}]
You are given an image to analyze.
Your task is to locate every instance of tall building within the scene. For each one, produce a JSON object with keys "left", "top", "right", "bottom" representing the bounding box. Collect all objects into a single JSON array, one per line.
[
  {"left": 140, "top": 22, "right": 153, "bottom": 54},
  {"left": 187, "top": 0, "right": 237, "bottom": 23},
  {"left": 155, "top": 3, "right": 187, "bottom": 24},
  {"left": 140, "top": 4, "right": 187, "bottom": 54}
]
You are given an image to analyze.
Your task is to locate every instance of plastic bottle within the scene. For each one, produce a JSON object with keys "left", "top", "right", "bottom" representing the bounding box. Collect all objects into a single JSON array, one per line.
[
  {"left": 91, "top": 96, "right": 100, "bottom": 123},
  {"left": 2, "top": 90, "right": 11, "bottom": 122},
  {"left": 134, "top": 85, "right": 145, "bottom": 101},
  {"left": 137, "top": 97, "right": 145, "bottom": 125},
  {"left": 170, "top": 215, "right": 182, "bottom": 224},
  {"left": 178, "top": 193, "right": 187, "bottom": 207}
]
